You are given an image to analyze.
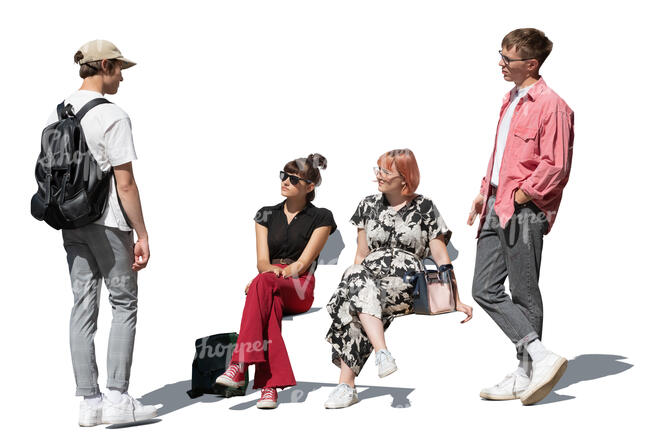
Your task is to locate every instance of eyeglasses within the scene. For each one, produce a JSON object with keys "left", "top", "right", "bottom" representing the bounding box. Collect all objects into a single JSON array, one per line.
[
  {"left": 499, "top": 50, "right": 535, "bottom": 66},
  {"left": 373, "top": 166, "right": 402, "bottom": 179},
  {"left": 280, "top": 170, "right": 312, "bottom": 185}
]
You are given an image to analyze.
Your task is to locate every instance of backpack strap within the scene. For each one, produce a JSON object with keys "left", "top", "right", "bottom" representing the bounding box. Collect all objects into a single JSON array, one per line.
[
  {"left": 75, "top": 97, "right": 112, "bottom": 121},
  {"left": 56, "top": 101, "right": 67, "bottom": 120},
  {"left": 111, "top": 170, "right": 134, "bottom": 229}
]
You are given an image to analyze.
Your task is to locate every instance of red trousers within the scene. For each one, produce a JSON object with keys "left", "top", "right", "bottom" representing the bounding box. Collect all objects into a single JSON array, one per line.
[{"left": 232, "top": 264, "right": 315, "bottom": 389}]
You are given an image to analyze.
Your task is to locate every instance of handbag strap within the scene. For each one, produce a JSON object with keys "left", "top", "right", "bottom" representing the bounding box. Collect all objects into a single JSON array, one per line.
[{"left": 370, "top": 210, "right": 438, "bottom": 295}]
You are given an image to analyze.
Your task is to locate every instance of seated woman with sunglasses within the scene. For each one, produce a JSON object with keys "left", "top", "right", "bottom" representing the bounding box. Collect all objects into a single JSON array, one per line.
[
  {"left": 324, "top": 149, "right": 473, "bottom": 409},
  {"left": 215, "top": 153, "right": 337, "bottom": 409}
]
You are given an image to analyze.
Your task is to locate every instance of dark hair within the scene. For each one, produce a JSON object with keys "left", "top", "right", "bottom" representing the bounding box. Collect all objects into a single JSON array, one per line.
[
  {"left": 283, "top": 153, "right": 327, "bottom": 202},
  {"left": 74, "top": 50, "right": 119, "bottom": 79},
  {"left": 502, "top": 28, "right": 553, "bottom": 69}
]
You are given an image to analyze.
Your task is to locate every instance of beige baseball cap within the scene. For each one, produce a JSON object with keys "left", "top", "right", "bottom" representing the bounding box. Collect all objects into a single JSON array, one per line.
[{"left": 77, "top": 39, "right": 136, "bottom": 69}]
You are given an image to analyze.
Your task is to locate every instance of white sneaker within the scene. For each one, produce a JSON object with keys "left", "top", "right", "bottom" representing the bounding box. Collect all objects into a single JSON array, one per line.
[
  {"left": 102, "top": 393, "right": 158, "bottom": 424},
  {"left": 479, "top": 371, "right": 530, "bottom": 401},
  {"left": 79, "top": 395, "right": 104, "bottom": 427},
  {"left": 324, "top": 383, "right": 359, "bottom": 409},
  {"left": 375, "top": 349, "right": 397, "bottom": 378},
  {"left": 519, "top": 351, "right": 568, "bottom": 405}
]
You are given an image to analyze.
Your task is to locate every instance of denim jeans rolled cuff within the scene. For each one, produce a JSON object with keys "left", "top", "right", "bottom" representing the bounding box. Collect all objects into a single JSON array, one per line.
[
  {"left": 514, "top": 331, "right": 540, "bottom": 349},
  {"left": 76, "top": 384, "right": 101, "bottom": 397}
]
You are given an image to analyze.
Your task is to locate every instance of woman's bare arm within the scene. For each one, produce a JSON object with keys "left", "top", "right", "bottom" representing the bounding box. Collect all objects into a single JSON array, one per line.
[
  {"left": 255, "top": 222, "right": 277, "bottom": 273},
  {"left": 353, "top": 228, "right": 370, "bottom": 265},
  {"left": 283, "top": 226, "right": 332, "bottom": 277}
]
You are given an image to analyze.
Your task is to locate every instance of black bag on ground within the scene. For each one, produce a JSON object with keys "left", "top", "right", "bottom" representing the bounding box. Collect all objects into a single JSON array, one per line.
[
  {"left": 187, "top": 332, "right": 249, "bottom": 399},
  {"left": 30, "top": 98, "right": 121, "bottom": 230}
]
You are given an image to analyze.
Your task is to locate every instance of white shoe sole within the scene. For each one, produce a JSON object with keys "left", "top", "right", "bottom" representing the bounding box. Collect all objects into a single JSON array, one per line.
[
  {"left": 520, "top": 357, "right": 568, "bottom": 406},
  {"left": 324, "top": 394, "right": 359, "bottom": 409},
  {"left": 102, "top": 409, "right": 158, "bottom": 424},
  {"left": 215, "top": 376, "right": 245, "bottom": 388},
  {"left": 479, "top": 389, "right": 527, "bottom": 401},
  {"left": 256, "top": 400, "right": 278, "bottom": 409},
  {"left": 479, "top": 391, "right": 517, "bottom": 401},
  {"left": 79, "top": 418, "right": 101, "bottom": 427},
  {"left": 378, "top": 364, "right": 397, "bottom": 378}
]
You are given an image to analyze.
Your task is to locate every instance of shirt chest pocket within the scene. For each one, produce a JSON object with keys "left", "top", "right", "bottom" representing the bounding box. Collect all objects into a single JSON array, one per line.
[{"left": 512, "top": 126, "right": 540, "bottom": 161}]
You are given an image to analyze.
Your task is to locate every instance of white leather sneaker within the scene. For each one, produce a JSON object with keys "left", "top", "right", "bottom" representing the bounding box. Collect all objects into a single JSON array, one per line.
[
  {"left": 79, "top": 395, "right": 104, "bottom": 427},
  {"left": 102, "top": 393, "right": 158, "bottom": 424},
  {"left": 520, "top": 351, "right": 568, "bottom": 405},
  {"left": 479, "top": 371, "right": 530, "bottom": 401},
  {"left": 375, "top": 349, "right": 398, "bottom": 378},
  {"left": 324, "top": 383, "right": 359, "bottom": 409}
]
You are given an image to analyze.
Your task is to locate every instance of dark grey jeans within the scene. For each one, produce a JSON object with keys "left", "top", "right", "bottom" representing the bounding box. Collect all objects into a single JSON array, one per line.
[
  {"left": 472, "top": 194, "right": 548, "bottom": 364},
  {"left": 62, "top": 224, "right": 138, "bottom": 396}
]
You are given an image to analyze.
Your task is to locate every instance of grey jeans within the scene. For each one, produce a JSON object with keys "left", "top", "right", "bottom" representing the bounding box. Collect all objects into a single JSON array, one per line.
[
  {"left": 472, "top": 194, "right": 548, "bottom": 364},
  {"left": 62, "top": 223, "right": 138, "bottom": 397}
]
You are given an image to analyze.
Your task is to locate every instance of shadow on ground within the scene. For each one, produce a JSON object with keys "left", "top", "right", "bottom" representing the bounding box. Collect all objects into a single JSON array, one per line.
[
  {"left": 138, "top": 379, "right": 413, "bottom": 416},
  {"left": 132, "top": 352, "right": 632, "bottom": 423},
  {"left": 534, "top": 353, "right": 633, "bottom": 405}
]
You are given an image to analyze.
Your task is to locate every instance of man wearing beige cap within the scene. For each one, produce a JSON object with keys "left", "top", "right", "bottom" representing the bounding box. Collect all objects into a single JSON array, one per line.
[{"left": 45, "top": 39, "right": 157, "bottom": 426}]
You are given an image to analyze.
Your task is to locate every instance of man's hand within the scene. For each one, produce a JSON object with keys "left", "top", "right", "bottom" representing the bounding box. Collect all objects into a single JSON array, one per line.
[
  {"left": 514, "top": 188, "right": 532, "bottom": 205},
  {"left": 132, "top": 236, "right": 150, "bottom": 271},
  {"left": 467, "top": 194, "right": 486, "bottom": 226}
]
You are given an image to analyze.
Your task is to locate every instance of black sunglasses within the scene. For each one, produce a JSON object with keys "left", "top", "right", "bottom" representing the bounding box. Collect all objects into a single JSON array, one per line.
[{"left": 280, "top": 170, "right": 312, "bottom": 185}]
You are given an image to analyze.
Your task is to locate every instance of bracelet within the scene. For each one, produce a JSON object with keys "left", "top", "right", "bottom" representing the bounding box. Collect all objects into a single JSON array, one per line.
[{"left": 438, "top": 263, "right": 454, "bottom": 272}]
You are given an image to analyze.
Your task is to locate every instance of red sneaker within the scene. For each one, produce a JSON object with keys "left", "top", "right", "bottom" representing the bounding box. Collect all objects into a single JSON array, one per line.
[
  {"left": 215, "top": 363, "right": 246, "bottom": 388},
  {"left": 256, "top": 387, "right": 278, "bottom": 409}
]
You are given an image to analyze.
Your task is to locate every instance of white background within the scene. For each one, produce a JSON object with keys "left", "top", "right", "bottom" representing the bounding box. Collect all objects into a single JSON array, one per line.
[{"left": 1, "top": 0, "right": 648, "bottom": 437}]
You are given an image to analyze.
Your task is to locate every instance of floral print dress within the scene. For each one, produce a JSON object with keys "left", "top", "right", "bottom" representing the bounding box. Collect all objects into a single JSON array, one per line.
[{"left": 325, "top": 193, "right": 452, "bottom": 375}]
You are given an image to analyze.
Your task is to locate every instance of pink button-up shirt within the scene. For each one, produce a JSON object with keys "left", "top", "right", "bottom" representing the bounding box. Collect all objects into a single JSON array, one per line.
[{"left": 477, "top": 77, "right": 574, "bottom": 237}]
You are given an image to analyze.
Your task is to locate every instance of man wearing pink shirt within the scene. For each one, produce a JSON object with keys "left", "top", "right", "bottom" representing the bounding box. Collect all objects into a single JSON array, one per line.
[{"left": 467, "top": 28, "right": 574, "bottom": 405}]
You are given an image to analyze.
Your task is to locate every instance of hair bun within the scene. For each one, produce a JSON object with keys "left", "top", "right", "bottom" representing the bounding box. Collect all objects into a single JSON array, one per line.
[{"left": 308, "top": 153, "right": 327, "bottom": 170}]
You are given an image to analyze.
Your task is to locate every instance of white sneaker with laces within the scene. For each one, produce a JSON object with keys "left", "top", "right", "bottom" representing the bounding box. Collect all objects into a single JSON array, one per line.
[
  {"left": 479, "top": 371, "right": 530, "bottom": 401},
  {"left": 324, "top": 383, "right": 359, "bottom": 409},
  {"left": 519, "top": 351, "right": 568, "bottom": 405},
  {"left": 79, "top": 395, "right": 104, "bottom": 427},
  {"left": 375, "top": 349, "right": 397, "bottom": 378},
  {"left": 102, "top": 393, "right": 158, "bottom": 424}
]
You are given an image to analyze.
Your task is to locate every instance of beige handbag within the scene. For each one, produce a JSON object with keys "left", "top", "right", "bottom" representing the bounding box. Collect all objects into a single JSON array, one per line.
[{"left": 403, "top": 260, "right": 456, "bottom": 315}]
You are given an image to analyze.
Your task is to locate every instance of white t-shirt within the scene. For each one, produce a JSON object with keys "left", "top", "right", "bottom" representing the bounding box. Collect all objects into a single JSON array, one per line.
[
  {"left": 46, "top": 90, "right": 137, "bottom": 231},
  {"left": 490, "top": 83, "right": 534, "bottom": 187}
]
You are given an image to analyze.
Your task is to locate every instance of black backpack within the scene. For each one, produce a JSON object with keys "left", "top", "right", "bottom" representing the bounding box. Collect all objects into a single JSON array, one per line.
[
  {"left": 31, "top": 97, "right": 127, "bottom": 230},
  {"left": 187, "top": 332, "right": 249, "bottom": 399}
]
